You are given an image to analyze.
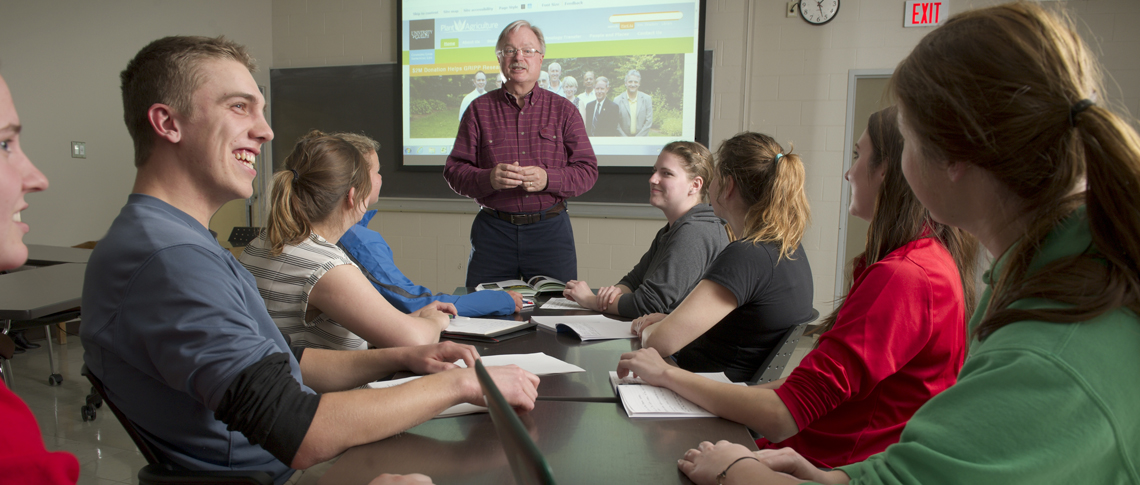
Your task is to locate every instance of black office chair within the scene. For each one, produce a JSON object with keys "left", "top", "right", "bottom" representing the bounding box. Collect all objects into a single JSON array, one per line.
[
  {"left": 0, "top": 333, "right": 14, "bottom": 386},
  {"left": 475, "top": 359, "right": 557, "bottom": 485},
  {"left": 82, "top": 364, "right": 273, "bottom": 485},
  {"left": 748, "top": 309, "right": 820, "bottom": 385},
  {"left": 227, "top": 227, "right": 262, "bottom": 248},
  {"left": 2, "top": 309, "right": 79, "bottom": 387}
]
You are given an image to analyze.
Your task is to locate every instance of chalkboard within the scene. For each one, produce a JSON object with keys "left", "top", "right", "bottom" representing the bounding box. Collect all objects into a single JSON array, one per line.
[{"left": 269, "top": 57, "right": 712, "bottom": 203}]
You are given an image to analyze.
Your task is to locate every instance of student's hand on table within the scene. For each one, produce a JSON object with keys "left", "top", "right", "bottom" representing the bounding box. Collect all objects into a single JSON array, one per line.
[
  {"left": 505, "top": 290, "right": 525, "bottom": 312},
  {"left": 753, "top": 447, "right": 840, "bottom": 483},
  {"left": 519, "top": 165, "right": 547, "bottom": 192},
  {"left": 562, "top": 280, "right": 596, "bottom": 309},
  {"left": 595, "top": 285, "right": 623, "bottom": 312},
  {"left": 631, "top": 313, "right": 666, "bottom": 338},
  {"left": 413, "top": 301, "right": 456, "bottom": 330},
  {"left": 490, "top": 162, "right": 525, "bottom": 190},
  {"left": 616, "top": 348, "right": 673, "bottom": 386},
  {"left": 402, "top": 341, "right": 480, "bottom": 374},
  {"left": 466, "top": 364, "right": 540, "bottom": 412},
  {"left": 677, "top": 440, "right": 758, "bottom": 485},
  {"left": 368, "top": 473, "right": 433, "bottom": 485}
]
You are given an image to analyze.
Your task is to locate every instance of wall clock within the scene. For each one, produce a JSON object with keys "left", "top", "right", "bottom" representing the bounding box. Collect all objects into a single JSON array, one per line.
[{"left": 799, "top": 0, "right": 840, "bottom": 25}]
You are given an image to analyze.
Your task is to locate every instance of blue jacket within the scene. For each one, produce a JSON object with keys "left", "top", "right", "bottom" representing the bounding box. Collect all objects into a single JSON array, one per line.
[{"left": 338, "top": 211, "right": 515, "bottom": 317}]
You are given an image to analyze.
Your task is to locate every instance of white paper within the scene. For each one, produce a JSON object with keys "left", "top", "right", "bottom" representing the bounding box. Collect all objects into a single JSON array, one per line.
[
  {"left": 609, "top": 371, "right": 741, "bottom": 418},
  {"left": 539, "top": 297, "right": 589, "bottom": 311},
  {"left": 617, "top": 385, "right": 716, "bottom": 418},
  {"left": 608, "top": 371, "right": 734, "bottom": 393},
  {"left": 367, "top": 376, "right": 486, "bottom": 418},
  {"left": 444, "top": 316, "right": 531, "bottom": 336},
  {"left": 530, "top": 314, "right": 635, "bottom": 340},
  {"left": 455, "top": 352, "right": 585, "bottom": 375}
]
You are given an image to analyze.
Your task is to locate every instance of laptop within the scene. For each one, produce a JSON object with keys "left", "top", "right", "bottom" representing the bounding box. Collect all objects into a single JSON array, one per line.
[{"left": 474, "top": 359, "right": 557, "bottom": 485}]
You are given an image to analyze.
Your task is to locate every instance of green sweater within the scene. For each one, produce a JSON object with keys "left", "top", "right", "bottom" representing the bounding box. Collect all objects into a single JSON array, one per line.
[{"left": 838, "top": 208, "right": 1140, "bottom": 484}]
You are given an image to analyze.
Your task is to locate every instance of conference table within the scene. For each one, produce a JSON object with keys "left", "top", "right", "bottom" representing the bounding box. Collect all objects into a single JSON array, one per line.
[
  {"left": 317, "top": 292, "right": 760, "bottom": 484},
  {"left": 25, "top": 244, "right": 93, "bottom": 266},
  {"left": 0, "top": 262, "right": 86, "bottom": 386}
]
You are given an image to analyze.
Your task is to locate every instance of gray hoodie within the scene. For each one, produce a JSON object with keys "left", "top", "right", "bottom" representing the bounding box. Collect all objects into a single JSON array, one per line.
[{"left": 616, "top": 204, "right": 729, "bottom": 317}]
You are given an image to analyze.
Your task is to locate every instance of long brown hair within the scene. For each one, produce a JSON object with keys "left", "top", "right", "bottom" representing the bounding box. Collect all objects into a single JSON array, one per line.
[
  {"left": 660, "top": 140, "right": 713, "bottom": 202},
  {"left": 265, "top": 130, "right": 371, "bottom": 255},
  {"left": 817, "top": 107, "right": 980, "bottom": 337},
  {"left": 713, "top": 132, "right": 809, "bottom": 260},
  {"left": 891, "top": 3, "right": 1140, "bottom": 340}
]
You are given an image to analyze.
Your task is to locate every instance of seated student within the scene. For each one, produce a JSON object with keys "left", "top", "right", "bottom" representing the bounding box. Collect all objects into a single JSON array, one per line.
[
  {"left": 332, "top": 132, "right": 523, "bottom": 317},
  {"left": 619, "top": 107, "right": 978, "bottom": 468},
  {"left": 632, "top": 133, "right": 815, "bottom": 382},
  {"left": 81, "top": 36, "right": 539, "bottom": 484},
  {"left": 563, "top": 141, "right": 728, "bottom": 317},
  {"left": 676, "top": 4, "right": 1140, "bottom": 484},
  {"left": 240, "top": 130, "right": 455, "bottom": 350},
  {"left": 0, "top": 70, "right": 79, "bottom": 485}
]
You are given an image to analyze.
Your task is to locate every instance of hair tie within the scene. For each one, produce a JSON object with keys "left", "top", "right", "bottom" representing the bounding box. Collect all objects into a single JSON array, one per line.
[
  {"left": 1069, "top": 99, "right": 1095, "bottom": 126},
  {"left": 289, "top": 169, "right": 300, "bottom": 182},
  {"left": 774, "top": 153, "right": 784, "bottom": 162}
]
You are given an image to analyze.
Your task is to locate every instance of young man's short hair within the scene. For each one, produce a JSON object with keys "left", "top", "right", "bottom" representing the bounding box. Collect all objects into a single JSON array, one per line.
[{"left": 120, "top": 36, "right": 256, "bottom": 167}]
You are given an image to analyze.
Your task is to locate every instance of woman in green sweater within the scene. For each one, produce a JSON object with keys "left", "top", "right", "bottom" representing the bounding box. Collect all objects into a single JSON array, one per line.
[{"left": 675, "top": 3, "right": 1140, "bottom": 484}]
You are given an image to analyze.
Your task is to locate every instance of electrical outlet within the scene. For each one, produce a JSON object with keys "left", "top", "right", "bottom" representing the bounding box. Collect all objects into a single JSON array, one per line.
[
  {"left": 787, "top": 0, "right": 798, "bottom": 17},
  {"left": 71, "top": 141, "right": 86, "bottom": 159}
]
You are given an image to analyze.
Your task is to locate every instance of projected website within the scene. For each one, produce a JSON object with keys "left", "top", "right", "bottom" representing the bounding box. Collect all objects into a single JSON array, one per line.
[{"left": 401, "top": 0, "right": 702, "bottom": 167}]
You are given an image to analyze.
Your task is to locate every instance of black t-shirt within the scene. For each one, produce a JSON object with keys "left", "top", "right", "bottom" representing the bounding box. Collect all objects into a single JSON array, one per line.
[{"left": 673, "top": 240, "right": 814, "bottom": 382}]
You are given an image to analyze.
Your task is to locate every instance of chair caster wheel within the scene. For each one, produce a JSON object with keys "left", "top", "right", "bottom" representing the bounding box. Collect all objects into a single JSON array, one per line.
[
  {"left": 81, "top": 404, "right": 96, "bottom": 422},
  {"left": 48, "top": 374, "right": 62, "bottom": 385}
]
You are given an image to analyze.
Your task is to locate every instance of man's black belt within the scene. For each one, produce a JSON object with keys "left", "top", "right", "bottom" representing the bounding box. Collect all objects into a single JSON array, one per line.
[{"left": 482, "top": 202, "right": 566, "bottom": 225}]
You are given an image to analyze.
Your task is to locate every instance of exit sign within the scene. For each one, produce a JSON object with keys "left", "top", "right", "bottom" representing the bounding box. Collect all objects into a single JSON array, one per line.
[{"left": 904, "top": 1, "right": 945, "bottom": 27}]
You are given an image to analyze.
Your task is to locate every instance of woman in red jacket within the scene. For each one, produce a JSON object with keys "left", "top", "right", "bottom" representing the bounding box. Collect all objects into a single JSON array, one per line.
[{"left": 617, "top": 106, "right": 978, "bottom": 468}]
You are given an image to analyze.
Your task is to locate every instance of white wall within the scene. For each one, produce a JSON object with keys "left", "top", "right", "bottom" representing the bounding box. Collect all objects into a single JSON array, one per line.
[
  {"left": 0, "top": 0, "right": 274, "bottom": 246},
  {"left": 272, "top": 0, "right": 1140, "bottom": 305},
  {"left": 6, "top": 0, "right": 1136, "bottom": 308}
]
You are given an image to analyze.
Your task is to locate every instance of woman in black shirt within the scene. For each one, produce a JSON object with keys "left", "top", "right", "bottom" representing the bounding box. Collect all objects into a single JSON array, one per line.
[{"left": 635, "top": 132, "right": 815, "bottom": 382}]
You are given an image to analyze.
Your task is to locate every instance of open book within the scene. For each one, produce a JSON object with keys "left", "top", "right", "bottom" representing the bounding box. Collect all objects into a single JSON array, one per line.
[
  {"left": 609, "top": 371, "right": 742, "bottom": 418},
  {"left": 442, "top": 316, "right": 536, "bottom": 339},
  {"left": 475, "top": 275, "right": 566, "bottom": 297},
  {"left": 530, "top": 314, "right": 635, "bottom": 341}
]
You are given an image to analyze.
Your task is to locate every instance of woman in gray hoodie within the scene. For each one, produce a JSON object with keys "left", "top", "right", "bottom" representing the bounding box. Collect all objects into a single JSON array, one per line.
[{"left": 563, "top": 141, "right": 729, "bottom": 317}]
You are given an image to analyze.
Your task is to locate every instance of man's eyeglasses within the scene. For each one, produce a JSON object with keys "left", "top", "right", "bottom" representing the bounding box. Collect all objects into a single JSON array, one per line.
[{"left": 497, "top": 47, "right": 542, "bottom": 58}]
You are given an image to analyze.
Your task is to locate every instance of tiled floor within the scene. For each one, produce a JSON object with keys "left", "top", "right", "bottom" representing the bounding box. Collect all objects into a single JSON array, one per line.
[
  {"left": 4, "top": 335, "right": 147, "bottom": 485},
  {"left": 4, "top": 331, "right": 817, "bottom": 485}
]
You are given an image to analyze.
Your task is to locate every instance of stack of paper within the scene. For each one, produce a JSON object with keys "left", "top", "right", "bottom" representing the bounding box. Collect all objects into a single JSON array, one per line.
[
  {"left": 609, "top": 371, "right": 740, "bottom": 418},
  {"left": 367, "top": 353, "right": 585, "bottom": 419},
  {"left": 530, "top": 315, "right": 635, "bottom": 341}
]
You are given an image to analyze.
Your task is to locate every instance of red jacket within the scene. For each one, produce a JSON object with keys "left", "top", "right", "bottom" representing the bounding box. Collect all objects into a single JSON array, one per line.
[
  {"left": 0, "top": 379, "right": 79, "bottom": 484},
  {"left": 759, "top": 236, "right": 967, "bottom": 468}
]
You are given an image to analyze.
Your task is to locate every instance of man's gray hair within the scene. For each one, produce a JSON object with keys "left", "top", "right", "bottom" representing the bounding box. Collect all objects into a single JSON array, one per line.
[
  {"left": 626, "top": 69, "right": 641, "bottom": 81},
  {"left": 496, "top": 20, "right": 545, "bottom": 55}
]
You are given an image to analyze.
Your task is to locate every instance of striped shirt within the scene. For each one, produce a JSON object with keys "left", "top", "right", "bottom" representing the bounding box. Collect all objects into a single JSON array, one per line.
[
  {"left": 443, "top": 87, "right": 598, "bottom": 213},
  {"left": 239, "top": 231, "right": 366, "bottom": 351}
]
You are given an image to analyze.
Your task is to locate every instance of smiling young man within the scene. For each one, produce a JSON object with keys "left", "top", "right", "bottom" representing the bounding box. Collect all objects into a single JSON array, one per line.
[
  {"left": 80, "top": 36, "right": 539, "bottom": 484},
  {"left": 443, "top": 21, "right": 598, "bottom": 287}
]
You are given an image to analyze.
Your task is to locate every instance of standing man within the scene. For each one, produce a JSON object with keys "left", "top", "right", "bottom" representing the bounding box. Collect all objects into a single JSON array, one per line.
[
  {"left": 577, "top": 70, "right": 596, "bottom": 120},
  {"left": 458, "top": 70, "right": 488, "bottom": 120},
  {"left": 81, "top": 36, "right": 539, "bottom": 482},
  {"left": 585, "top": 76, "right": 620, "bottom": 137},
  {"left": 615, "top": 69, "right": 653, "bottom": 136},
  {"left": 444, "top": 20, "right": 598, "bottom": 287},
  {"left": 547, "top": 62, "right": 565, "bottom": 97}
]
